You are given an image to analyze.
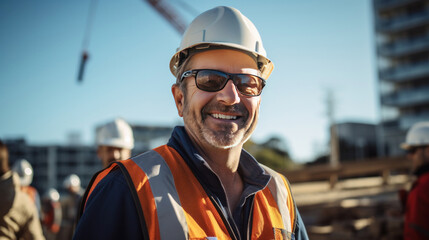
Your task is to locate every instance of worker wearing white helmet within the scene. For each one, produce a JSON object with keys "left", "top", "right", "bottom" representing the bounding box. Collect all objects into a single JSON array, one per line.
[
  {"left": 12, "top": 159, "right": 42, "bottom": 217},
  {"left": 400, "top": 121, "right": 429, "bottom": 240},
  {"left": 0, "top": 140, "right": 45, "bottom": 240},
  {"left": 62, "top": 174, "right": 82, "bottom": 194},
  {"left": 75, "top": 6, "right": 308, "bottom": 240},
  {"left": 41, "top": 188, "right": 62, "bottom": 237},
  {"left": 12, "top": 158, "right": 34, "bottom": 187},
  {"left": 58, "top": 174, "right": 84, "bottom": 240},
  {"left": 96, "top": 118, "right": 134, "bottom": 168}
]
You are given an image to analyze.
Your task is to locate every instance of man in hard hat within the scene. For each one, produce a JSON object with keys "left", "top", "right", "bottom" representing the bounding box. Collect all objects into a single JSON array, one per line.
[
  {"left": 96, "top": 118, "right": 134, "bottom": 168},
  {"left": 58, "top": 174, "right": 83, "bottom": 240},
  {"left": 12, "top": 159, "right": 42, "bottom": 216},
  {"left": 400, "top": 121, "right": 429, "bottom": 240},
  {"left": 41, "top": 188, "right": 62, "bottom": 240},
  {"left": 75, "top": 6, "right": 308, "bottom": 240},
  {"left": 0, "top": 140, "right": 45, "bottom": 240}
]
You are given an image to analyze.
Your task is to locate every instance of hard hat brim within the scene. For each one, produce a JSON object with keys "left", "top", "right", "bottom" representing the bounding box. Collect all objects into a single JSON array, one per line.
[
  {"left": 98, "top": 139, "right": 134, "bottom": 150},
  {"left": 170, "top": 42, "right": 274, "bottom": 80},
  {"left": 400, "top": 142, "right": 428, "bottom": 150},
  {"left": 400, "top": 142, "right": 411, "bottom": 150}
]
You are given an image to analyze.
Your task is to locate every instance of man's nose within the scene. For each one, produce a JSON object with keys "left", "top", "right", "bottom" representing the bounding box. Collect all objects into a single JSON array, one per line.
[
  {"left": 216, "top": 80, "right": 241, "bottom": 105},
  {"left": 112, "top": 149, "right": 121, "bottom": 160}
]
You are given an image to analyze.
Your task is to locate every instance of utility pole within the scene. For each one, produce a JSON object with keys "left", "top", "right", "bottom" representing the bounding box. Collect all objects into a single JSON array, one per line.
[
  {"left": 326, "top": 88, "right": 339, "bottom": 167},
  {"left": 325, "top": 88, "right": 339, "bottom": 189}
]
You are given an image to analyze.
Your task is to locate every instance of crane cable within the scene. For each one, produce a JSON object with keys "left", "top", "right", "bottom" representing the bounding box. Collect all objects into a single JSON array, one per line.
[{"left": 77, "top": 0, "right": 99, "bottom": 83}]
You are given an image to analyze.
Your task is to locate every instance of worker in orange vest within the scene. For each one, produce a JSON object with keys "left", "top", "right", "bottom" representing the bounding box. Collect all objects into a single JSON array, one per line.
[
  {"left": 75, "top": 6, "right": 308, "bottom": 240},
  {"left": 400, "top": 121, "right": 429, "bottom": 240},
  {"left": 41, "top": 188, "right": 62, "bottom": 240}
]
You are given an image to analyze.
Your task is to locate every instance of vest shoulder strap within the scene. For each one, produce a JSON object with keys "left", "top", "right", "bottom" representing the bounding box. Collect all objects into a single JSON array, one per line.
[
  {"left": 77, "top": 161, "right": 150, "bottom": 239},
  {"left": 260, "top": 164, "right": 297, "bottom": 233},
  {"left": 129, "top": 149, "right": 188, "bottom": 240},
  {"left": 116, "top": 161, "right": 150, "bottom": 240}
]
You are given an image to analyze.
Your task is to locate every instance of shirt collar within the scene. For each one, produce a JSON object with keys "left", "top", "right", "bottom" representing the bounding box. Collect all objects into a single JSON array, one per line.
[{"left": 167, "top": 126, "right": 271, "bottom": 194}]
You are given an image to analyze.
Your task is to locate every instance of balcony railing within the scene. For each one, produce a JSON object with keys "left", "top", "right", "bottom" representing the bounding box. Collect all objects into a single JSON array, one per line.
[
  {"left": 374, "top": 0, "right": 421, "bottom": 10},
  {"left": 380, "top": 61, "right": 429, "bottom": 82},
  {"left": 400, "top": 112, "right": 429, "bottom": 129},
  {"left": 378, "top": 34, "right": 429, "bottom": 57},
  {"left": 376, "top": 10, "right": 429, "bottom": 33},
  {"left": 381, "top": 85, "right": 429, "bottom": 107}
]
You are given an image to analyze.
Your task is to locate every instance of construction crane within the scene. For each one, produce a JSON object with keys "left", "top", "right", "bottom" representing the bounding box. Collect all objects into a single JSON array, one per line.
[
  {"left": 77, "top": 0, "right": 98, "bottom": 83},
  {"left": 144, "top": 0, "right": 188, "bottom": 35},
  {"left": 77, "top": 0, "right": 188, "bottom": 83}
]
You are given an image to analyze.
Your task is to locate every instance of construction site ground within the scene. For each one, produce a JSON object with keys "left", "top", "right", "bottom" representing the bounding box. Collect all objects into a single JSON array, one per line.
[{"left": 291, "top": 174, "right": 413, "bottom": 240}]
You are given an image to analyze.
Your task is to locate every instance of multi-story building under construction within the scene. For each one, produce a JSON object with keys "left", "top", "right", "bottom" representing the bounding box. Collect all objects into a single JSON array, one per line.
[{"left": 373, "top": 0, "right": 429, "bottom": 156}]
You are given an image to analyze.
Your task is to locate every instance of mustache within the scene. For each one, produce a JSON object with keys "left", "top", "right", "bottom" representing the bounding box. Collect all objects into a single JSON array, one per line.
[{"left": 202, "top": 102, "right": 248, "bottom": 117}]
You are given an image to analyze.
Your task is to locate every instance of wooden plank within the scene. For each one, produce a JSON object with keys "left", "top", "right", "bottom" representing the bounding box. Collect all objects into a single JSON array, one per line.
[{"left": 283, "top": 156, "right": 410, "bottom": 184}]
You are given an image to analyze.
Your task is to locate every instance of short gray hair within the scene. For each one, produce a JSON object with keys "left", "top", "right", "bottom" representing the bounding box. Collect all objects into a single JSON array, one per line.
[{"left": 173, "top": 55, "right": 193, "bottom": 95}]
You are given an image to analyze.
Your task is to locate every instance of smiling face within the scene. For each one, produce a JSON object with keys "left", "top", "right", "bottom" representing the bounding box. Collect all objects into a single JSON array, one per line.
[{"left": 172, "top": 49, "right": 262, "bottom": 150}]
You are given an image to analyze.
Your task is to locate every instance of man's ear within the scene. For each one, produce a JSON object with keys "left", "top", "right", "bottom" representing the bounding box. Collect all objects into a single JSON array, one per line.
[
  {"left": 424, "top": 146, "right": 429, "bottom": 158},
  {"left": 96, "top": 146, "right": 102, "bottom": 160},
  {"left": 172, "top": 84, "right": 184, "bottom": 117}
]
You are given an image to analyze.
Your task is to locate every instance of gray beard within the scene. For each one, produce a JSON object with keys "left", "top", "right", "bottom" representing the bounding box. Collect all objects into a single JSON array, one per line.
[{"left": 200, "top": 127, "right": 245, "bottom": 149}]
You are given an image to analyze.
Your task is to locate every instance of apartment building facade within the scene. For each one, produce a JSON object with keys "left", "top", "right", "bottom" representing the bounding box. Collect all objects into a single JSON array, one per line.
[{"left": 373, "top": 0, "right": 429, "bottom": 156}]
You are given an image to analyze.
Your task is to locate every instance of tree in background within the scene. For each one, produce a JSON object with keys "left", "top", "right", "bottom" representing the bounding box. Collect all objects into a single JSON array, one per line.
[{"left": 244, "top": 136, "right": 297, "bottom": 172}]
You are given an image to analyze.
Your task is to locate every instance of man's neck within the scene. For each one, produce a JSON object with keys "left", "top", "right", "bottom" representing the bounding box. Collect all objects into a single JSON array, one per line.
[
  {"left": 187, "top": 132, "right": 244, "bottom": 210},
  {"left": 194, "top": 138, "right": 242, "bottom": 174},
  {"left": 201, "top": 145, "right": 244, "bottom": 211}
]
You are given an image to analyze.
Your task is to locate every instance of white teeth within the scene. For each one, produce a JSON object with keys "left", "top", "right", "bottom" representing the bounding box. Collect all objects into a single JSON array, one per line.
[{"left": 212, "top": 113, "right": 238, "bottom": 120}]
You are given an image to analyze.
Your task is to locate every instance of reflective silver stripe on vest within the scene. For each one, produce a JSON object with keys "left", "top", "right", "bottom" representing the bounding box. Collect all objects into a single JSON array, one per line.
[
  {"left": 260, "top": 165, "right": 292, "bottom": 233},
  {"left": 131, "top": 150, "right": 189, "bottom": 240}
]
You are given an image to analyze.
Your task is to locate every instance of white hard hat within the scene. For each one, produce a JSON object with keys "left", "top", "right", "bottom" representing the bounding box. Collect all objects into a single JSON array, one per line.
[
  {"left": 44, "top": 188, "right": 60, "bottom": 202},
  {"left": 63, "top": 174, "right": 81, "bottom": 190},
  {"left": 12, "top": 159, "right": 33, "bottom": 187},
  {"left": 170, "top": 6, "right": 274, "bottom": 80},
  {"left": 401, "top": 121, "right": 429, "bottom": 150},
  {"left": 96, "top": 118, "right": 134, "bottom": 150}
]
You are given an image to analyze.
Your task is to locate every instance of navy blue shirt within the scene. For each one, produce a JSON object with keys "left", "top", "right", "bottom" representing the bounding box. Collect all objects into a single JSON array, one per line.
[{"left": 74, "top": 126, "right": 308, "bottom": 240}]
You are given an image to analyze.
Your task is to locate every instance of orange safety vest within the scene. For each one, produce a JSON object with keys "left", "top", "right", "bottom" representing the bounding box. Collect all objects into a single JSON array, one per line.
[{"left": 82, "top": 145, "right": 297, "bottom": 240}]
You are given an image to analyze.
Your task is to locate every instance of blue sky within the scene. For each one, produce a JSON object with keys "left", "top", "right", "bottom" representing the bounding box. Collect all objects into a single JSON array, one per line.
[{"left": 0, "top": 0, "right": 378, "bottom": 162}]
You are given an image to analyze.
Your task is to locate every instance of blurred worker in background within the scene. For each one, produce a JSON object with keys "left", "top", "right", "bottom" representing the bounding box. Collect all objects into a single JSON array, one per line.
[
  {"left": 12, "top": 159, "right": 42, "bottom": 217},
  {"left": 96, "top": 118, "right": 134, "bottom": 168},
  {"left": 400, "top": 121, "right": 429, "bottom": 240},
  {"left": 58, "top": 174, "right": 83, "bottom": 240},
  {"left": 75, "top": 6, "right": 308, "bottom": 240},
  {"left": 0, "top": 140, "right": 45, "bottom": 240},
  {"left": 41, "top": 188, "right": 62, "bottom": 240}
]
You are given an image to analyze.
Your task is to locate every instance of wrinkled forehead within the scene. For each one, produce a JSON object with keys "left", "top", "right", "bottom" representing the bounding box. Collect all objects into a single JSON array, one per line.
[{"left": 186, "top": 48, "right": 260, "bottom": 75}]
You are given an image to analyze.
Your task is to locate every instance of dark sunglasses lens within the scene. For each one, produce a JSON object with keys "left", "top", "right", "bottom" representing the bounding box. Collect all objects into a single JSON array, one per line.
[
  {"left": 195, "top": 70, "right": 264, "bottom": 96},
  {"left": 407, "top": 148, "right": 417, "bottom": 154},
  {"left": 234, "top": 75, "right": 263, "bottom": 96},
  {"left": 196, "top": 70, "right": 227, "bottom": 92}
]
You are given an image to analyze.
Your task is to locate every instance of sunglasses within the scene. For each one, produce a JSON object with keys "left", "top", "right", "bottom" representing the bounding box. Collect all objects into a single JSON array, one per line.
[
  {"left": 407, "top": 147, "right": 424, "bottom": 154},
  {"left": 180, "top": 69, "right": 266, "bottom": 97}
]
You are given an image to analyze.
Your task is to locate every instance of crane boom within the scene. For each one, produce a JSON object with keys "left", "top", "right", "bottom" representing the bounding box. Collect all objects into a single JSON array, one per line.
[{"left": 145, "top": 0, "right": 187, "bottom": 35}]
